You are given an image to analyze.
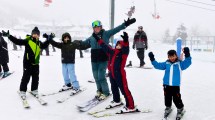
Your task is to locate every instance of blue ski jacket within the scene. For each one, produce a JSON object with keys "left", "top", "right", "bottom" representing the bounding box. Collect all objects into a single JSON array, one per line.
[{"left": 151, "top": 57, "right": 192, "bottom": 86}]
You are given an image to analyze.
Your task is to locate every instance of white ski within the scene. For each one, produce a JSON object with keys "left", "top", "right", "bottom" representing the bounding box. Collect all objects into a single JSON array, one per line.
[
  {"left": 28, "top": 92, "right": 47, "bottom": 105},
  {"left": 57, "top": 87, "right": 86, "bottom": 103},
  {"left": 17, "top": 91, "right": 30, "bottom": 108},
  {"left": 92, "top": 109, "right": 152, "bottom": 118}
]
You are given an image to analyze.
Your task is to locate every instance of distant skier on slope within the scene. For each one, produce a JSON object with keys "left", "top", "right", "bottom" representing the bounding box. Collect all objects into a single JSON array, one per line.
[
  {"left": 0, "top": 32, "right": 12, "bottom": 78},
  {"left": 148, "top": 47, "right": 192, "bottom": 119}
]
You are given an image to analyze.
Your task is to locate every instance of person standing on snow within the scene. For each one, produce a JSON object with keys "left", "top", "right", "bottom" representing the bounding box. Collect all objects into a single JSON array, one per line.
[
  {"left": 0, "top": 32, "right": 12, "bottom": 78},
  {"left": 44, "top": 32, "right": 89, "bottom": 94},
  {"left": 2, "top": 27, "right": 49, "bottom": 99},
  {"left": 148, "top": 48, "right": 191, "bottom": 119},
  {"left": 127, "top": 26, "right": 148, "bottom": 67},
  {"left": 76, "top": 18, "right": 136, "bottom": 100},
  {"left": 93, "top": 32, "right": 137, "bottom": 113}
]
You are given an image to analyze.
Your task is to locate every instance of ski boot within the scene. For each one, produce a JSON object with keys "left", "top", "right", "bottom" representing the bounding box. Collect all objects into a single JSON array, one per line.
[
  {"left": 176, "top": 107, "right": 185, "bottom": 120},
  {"left": 70, "top": 88, "right": 80, "bottom": 95},
  {"left": 106, "top": 100, "right": 124, "bottom": 109},
  {"left": 2, "top": 71, "right": 12, "bottom": 78},
  {"left": 98, "top": 94, "right": 107, "bottom": 101},
  {"left": 117, "top": 106, "right": 138, "bottom": 114},
  {"left": 59, "top": 83, "right": 73, "bottom": 92},
  {"left": 126, "top": 61, "right": 132, "bottom": 67},
  {"left": 163, "top": 107, "right": 173, "bottom": 119},
  {"left": 95, "top": 91, "right": 102, "bottom": 99},
  {"left": 30, "top": 89, "right": 39, "bottom": 98},
  {"left": 19, "top": 91, "right": 26, "bottom": 100}
]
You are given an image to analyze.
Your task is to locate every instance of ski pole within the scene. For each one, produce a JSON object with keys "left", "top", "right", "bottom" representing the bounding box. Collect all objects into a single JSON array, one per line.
[{"left": 2, "top": 46, "right": 21, "bottom": 58}]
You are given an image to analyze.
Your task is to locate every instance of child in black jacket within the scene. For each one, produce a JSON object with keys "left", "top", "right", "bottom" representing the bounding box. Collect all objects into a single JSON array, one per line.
[
  {"left": 45, "top": 32, "right": 89, "bottom": 94},
  {"left": 2, "top": 27, "right": 49, "bottom": 99}
]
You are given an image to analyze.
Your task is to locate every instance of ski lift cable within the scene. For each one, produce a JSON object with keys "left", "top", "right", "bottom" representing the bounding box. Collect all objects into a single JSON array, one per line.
[
  {"left": 165, "top": 0, "right": 215, "bottom": 12},
  {"left": 185, "top": 0, "right": 215, "bottom": 7}
]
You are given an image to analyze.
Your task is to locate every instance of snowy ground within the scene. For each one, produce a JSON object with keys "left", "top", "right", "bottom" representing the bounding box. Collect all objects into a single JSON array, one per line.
[{"left": 1, "top": 41, "right": 215, "bottom": 120}]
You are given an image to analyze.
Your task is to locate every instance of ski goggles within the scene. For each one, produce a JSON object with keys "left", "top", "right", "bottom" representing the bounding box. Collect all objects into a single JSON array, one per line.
[{"left": 92, "top": 21, "right": 102, "bottom": 28}]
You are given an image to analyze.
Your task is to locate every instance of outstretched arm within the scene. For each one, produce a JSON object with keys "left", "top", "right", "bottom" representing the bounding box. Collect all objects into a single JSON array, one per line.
[
  {"left": 148, "top": 52, "right": 166, "bottom": 70},
  {"left": 73, "top": 40, "right": 91, "bottom": 50},
  {"left": 49, "top": 39, "right": 62, "bottom": 49},
  {"left": 40, "top": 40, "right": 49, "bottom": 49},
  {"left": 105, "top": 18, "right": 136, "bottom": 37},
  {"left": 92, "top": 33, "right": 114, "bottom": 55},
  {"left": 180, "top": 47, "right": 192, "bottom": 70},
  {"left": 2, "top": 30, "right": 27, "bottom": 45}
]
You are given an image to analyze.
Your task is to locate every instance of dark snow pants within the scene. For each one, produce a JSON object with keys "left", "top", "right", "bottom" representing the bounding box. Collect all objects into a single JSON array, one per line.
[
  {"left": 109, "top": 71, "right": 135, "bottom": 109},
  {"left": 91, "top": 61, "right": 110, "bottom": 96},
  {"left": 136, "top": 48, "right": 145, "bottom": 66},
  {"left": 163, "top": 85, "right": 184, "bottom": 109},
  {"left": 20, "top": 64, "right": 39, "bottom": 92}
]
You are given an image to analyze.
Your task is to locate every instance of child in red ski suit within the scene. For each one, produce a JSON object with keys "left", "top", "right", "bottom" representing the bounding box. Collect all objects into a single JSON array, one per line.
[{"left": 93, "top": 32, "right": 136, "bottom": 113}]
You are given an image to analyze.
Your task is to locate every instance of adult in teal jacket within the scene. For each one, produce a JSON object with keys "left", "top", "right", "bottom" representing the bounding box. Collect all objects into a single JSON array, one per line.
[{"left": 80, "top": 18, "right": 136, "bottom": 100}]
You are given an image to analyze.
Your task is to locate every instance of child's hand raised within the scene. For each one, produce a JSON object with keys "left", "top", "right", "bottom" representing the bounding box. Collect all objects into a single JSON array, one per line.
[{"left": 121, "top": 32, "right": 128, "bottom": 43}]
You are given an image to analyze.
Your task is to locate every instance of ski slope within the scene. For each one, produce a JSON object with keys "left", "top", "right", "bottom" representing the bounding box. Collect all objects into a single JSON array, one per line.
[{"left": 0, "top": 41, "right": 215, "bottom": 120}]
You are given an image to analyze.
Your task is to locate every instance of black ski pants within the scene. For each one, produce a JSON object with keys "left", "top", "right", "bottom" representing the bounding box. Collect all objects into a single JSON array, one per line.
[
  {"left": 20, "top": 64, "right": 39, "bottom": 92},
  {"left": 136, "top": 48, "right": 145, "bottom": 66},
  {"left": 163, "top": 85, "right": 184, "bottom": 109},
  {"left": 109, "top": 72, "right": 135, "bottom": 109}
]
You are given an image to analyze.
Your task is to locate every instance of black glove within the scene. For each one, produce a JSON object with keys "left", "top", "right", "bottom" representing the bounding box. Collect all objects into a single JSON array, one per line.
[
  {"left": 148, "top": 52, "right": 155, "bottom": 61},
  {"left": 183, "top": 47, "right": 190, "bottom": 58},
  {"left": 43, "top": 33, "right": 48, "bottom": 39},
  {"left": 132, "top": 45, "right": 135, "bottom": 49},
  {"left": 124, "top": 18, "right": 136, "bottom": 27},
  {"left": 92, "top": 33, "right": 101, "bottom": 42},
  {"left": 49, "top": 33, "right": 55, "bottom": 39},
  {"left": 145, "top": 46, "right": 148, "bottom": 50},
  {"left": 2, "top": 30, "right": 10, "bottom": 37},
  {"left": 73, "top": 40, "right": 81, "bottom": 46},
  {"left": 121, "top": 32, "right": 128, "bottom": 43}
]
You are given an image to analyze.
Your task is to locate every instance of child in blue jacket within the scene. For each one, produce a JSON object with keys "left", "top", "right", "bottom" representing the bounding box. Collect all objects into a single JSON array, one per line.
[{"left": 148, "top": 47, "right": 191, "bottom": 119}]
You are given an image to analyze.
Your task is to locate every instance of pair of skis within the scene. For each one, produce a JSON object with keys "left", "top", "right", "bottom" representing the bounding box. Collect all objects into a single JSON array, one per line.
[
  {"left": 56, "top": 87, "right": 87, "bottom": 103},
  {"left": 77, "top": 94, "right": 112, "bottom": 112},
  {"left": 41, "top": 87, "right": 74, "bottom": 97},
  {"left": 18, "top": 91, "right": 47, "bottom": 109},
  {"left": 88, "top": 104, "right": 152, "bottom": 118}
]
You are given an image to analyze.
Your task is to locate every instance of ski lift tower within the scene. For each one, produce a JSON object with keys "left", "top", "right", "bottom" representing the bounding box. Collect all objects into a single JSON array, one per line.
[{"left": 110, "top": 0, "right": 115, "bottom": 46}]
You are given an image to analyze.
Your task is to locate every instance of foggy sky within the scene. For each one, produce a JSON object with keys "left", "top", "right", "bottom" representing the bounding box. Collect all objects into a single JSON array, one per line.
[{"left": 1, "top": 0, "right": 215, "bottom": 40}]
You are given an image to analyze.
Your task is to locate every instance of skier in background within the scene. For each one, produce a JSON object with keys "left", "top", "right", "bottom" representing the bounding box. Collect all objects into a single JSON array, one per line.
[
  {"left": 0, "top": 32, "right": 12, "bottom": 78},
  {"left": 148, "top": 47, "right": 191, "bottom": 119},
  {"left": 127, "top": 26, "right": 148, "bottom": 67}
]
